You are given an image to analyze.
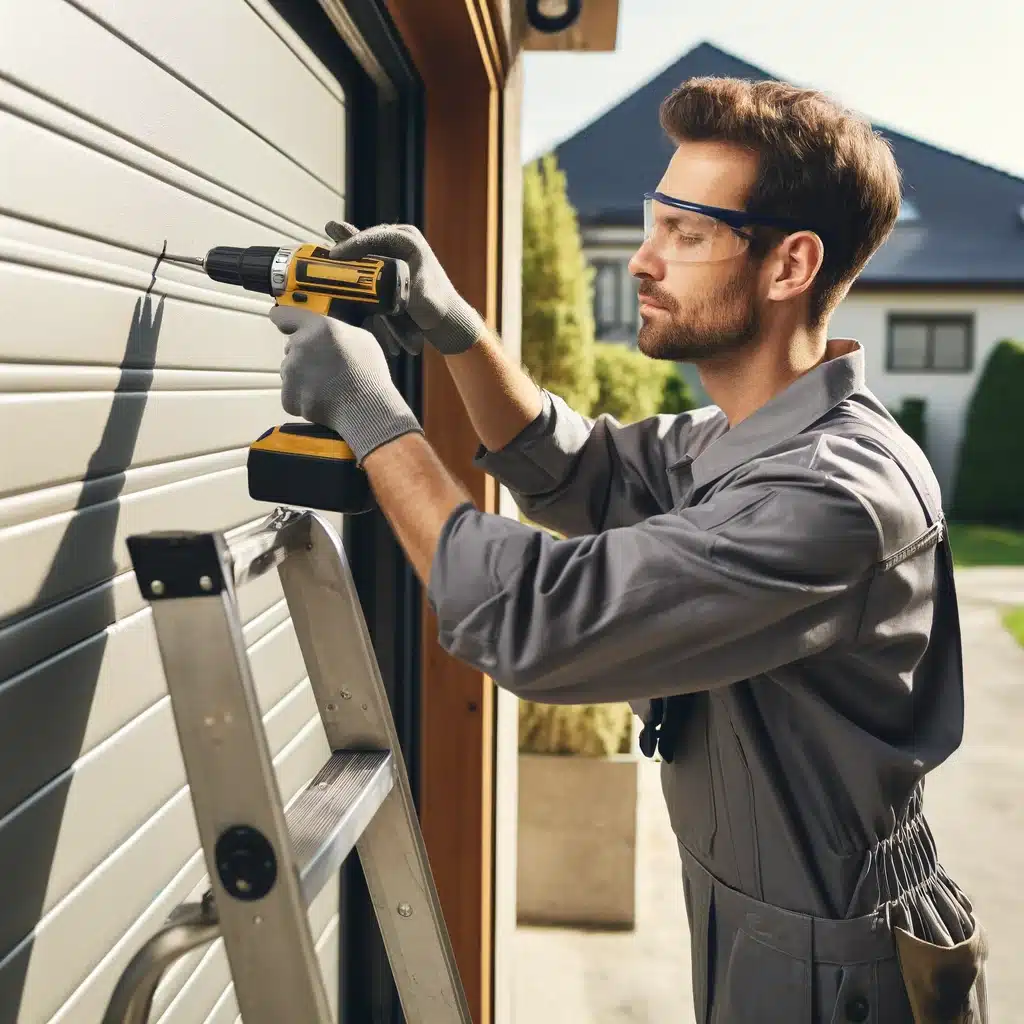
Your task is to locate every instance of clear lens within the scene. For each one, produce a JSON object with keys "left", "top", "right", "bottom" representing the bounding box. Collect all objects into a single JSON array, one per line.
[{"left": 642, "top": 197, "right": 750, "bottom": 264}]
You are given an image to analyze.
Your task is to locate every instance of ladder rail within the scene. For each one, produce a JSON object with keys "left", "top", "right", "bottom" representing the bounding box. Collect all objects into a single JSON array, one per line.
[{"left": 280, "top": 511, "right": 472, "bottom": 1022}]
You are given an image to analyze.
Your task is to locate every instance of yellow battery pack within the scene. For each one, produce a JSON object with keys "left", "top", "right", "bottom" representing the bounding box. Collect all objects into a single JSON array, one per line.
[{"left": 247, "top": 423, "right": 374, "bottom": 515}]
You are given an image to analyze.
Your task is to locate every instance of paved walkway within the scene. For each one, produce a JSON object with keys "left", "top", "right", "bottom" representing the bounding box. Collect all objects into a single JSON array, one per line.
[{"left": 511, "top": 568, "right": 1024, "bottom": 1023}]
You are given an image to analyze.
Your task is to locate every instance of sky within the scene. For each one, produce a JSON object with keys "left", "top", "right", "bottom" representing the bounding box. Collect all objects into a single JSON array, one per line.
[{"left": 520, "top": 0, "right": 1024, "bottom": 181}]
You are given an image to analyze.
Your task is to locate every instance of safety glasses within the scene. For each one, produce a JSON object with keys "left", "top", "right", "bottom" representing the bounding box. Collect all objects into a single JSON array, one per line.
[{"left": 642, "top": 191, "right": 818, "bottom": 264}]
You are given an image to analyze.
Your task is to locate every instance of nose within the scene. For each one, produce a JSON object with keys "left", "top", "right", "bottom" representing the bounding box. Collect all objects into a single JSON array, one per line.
[{"left": 628, "top": 240, "right": 663, "bottom": 281}]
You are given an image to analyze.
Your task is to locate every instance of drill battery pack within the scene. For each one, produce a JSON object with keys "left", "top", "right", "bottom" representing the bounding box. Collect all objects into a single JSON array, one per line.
[{"left": 247, "top": 422, "right": 374, "bottom": 515}]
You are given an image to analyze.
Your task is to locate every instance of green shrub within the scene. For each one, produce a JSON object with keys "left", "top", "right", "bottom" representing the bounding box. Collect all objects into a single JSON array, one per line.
[
  {"left": 521, "top": 153, "right": 598, "bottom": 414},
  {"left": 518, "top": 700, "right": 633, "bottom": 757},
  {"left": 592, "top": 342, "right": 681, "bottom": 423},
  {"left": 889, "top": 396, "right": 927, "bottom": 452},
  {"left": 953, "top": 339, "right": 1024, "bottom": 527},
  {"left": 1003, "top": 606, "right": 1024, "bottom": 649},
  {"left": 659, "top": 366, "right": 697, "bottom": 416}
]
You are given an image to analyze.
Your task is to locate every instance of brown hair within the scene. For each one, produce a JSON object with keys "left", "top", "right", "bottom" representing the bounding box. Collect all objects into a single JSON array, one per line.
[{"left": 659, "top": 76, "right": 903, "bottom": 325}]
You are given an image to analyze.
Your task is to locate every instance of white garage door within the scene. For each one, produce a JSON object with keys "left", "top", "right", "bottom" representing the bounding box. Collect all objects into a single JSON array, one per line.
[{"left": 0, "top": 0, "right": 348, "bottom": 1020}]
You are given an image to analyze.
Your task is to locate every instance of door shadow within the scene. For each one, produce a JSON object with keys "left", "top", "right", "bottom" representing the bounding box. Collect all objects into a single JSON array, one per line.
[{"left": 0, "top": 289, "right": 164, "bottom": 1020}]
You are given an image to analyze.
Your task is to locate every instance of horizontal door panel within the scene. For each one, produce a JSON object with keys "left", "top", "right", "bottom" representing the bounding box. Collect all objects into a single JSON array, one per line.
[
  {"left": 0, "top": 606, "right": 160, "bottom": 822},
  {"left": 0, "top": 606, "right": 304, "bottom": 822},
  {"left": 0, "top": 525, "right": 282, "bottom": 682},
  {"left": 72, "top": 0, "right": 345, "bottom": 187},
  {"left": 8, "top": 713, "right": 329, "bottom": 1024},
  {"left": 0, "top": 107, "right": 320, "bottom": 286},
  {"left": 0, "top": 260, "right": 282, "bottom": 373},
  {"left": 0, "top": 364, "right": 280, "bottom": 393},
  {"left": 0, "top": 389, "right": 284, "bottom": 499},
  {"left": 0, "top": 449, "right": 248, "bottom": 533},
  {"left": 264, "top": 679, "right": 318, "bottom": 755},
  {"left": 206, "top": 987, "right": 239, "bottom": 1024},
  {"left": 0, "top": 215, "right": 275, "bottom": 319},
  {"left": 317, "top": 913, "right": 341, "bottom": 1022},
  {"left": 1, "top": 0, "right": 342, "bottom": 233},
  {"left": 0, "top": 464, "right": 273, "bottom": 626},
  {"left": 0, "top": 699, "right": 188, "bottom": 963},
  {"left": 0, "top": 668, "right": 317, "bottom": 962}
]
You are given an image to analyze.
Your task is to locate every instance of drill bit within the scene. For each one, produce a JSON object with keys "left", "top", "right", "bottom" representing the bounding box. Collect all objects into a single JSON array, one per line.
[{"left": 162, "top": 253, "right": 207, "bottom": 268}]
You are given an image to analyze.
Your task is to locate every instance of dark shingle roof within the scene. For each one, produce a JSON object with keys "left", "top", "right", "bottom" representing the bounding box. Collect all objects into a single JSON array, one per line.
[{"left": 552, "top": 43, "right": 1024, "bottom": 286}]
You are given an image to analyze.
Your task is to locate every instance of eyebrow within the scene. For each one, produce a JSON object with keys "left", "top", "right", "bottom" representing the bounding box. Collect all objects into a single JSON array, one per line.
[{"left": 659, "top": 208, "right": 710, "bottom": 230}]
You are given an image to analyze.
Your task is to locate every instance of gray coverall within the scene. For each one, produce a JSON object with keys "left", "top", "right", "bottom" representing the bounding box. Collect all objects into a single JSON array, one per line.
[{"left": 427, "top": 341, "right": 988, "bottom": 1022}]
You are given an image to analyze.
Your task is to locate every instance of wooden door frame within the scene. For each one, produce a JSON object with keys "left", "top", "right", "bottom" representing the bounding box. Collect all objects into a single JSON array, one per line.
[{"left": 382, "top": 2, "right": 508, "bottom": 1022}]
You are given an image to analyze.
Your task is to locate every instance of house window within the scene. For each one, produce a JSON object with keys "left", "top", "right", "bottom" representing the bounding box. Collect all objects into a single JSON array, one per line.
[
  {"left": 593, "top": 261, "right": 619, "bottom": 332},
  {"left": 886, "top": 315, "right": 973, "bottom": 372},
  {"left": 590, "top": 258, "right": 638, "bottom": 340}
]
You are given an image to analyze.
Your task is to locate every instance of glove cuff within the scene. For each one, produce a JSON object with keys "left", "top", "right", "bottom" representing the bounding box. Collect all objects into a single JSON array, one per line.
[
  {"left": 428, "top": 300, "right": 487, "bottom": 355},
  {"left": 321, "top": 375, "right": 423, "bottom": 466}
]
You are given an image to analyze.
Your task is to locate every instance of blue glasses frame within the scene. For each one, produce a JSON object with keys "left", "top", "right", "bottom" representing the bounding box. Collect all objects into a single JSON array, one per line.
[{"left": 644, "top": 191, "right": 820, "bottom": 241}]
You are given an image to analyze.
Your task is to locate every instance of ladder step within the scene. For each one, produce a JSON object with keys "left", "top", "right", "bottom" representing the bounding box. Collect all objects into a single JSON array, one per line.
[{"left": 286, "top": 750, "right": 395, "bottom": 904}]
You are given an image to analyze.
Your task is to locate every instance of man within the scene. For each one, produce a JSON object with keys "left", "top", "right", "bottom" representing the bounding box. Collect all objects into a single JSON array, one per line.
[{"left": 271, "top": 77, "right": 988, "bottom": 1022}]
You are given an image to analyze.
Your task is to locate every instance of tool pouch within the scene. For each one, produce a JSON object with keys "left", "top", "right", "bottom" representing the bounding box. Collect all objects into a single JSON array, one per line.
[{"left": 893, "top": 918, "right": 988, "bottom": 1023}]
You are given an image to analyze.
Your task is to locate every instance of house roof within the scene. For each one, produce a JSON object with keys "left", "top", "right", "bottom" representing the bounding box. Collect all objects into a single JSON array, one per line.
[{"left": 552, "top": 42, "right": 1024, "bottom": 287}]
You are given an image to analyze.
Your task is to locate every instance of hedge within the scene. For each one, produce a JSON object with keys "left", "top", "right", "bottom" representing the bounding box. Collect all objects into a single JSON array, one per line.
[
  {"left": 953, "top": 338, "right": 1024, "bottom": 527},
  {"left": 518, "top": 701, "right": 634, "bottom": 757},
  {"left": 592, "top": 342, "right": 695, "bottom": 422},
  {"left": 889, "top": 396, "right": 927, "bottom": 452}
]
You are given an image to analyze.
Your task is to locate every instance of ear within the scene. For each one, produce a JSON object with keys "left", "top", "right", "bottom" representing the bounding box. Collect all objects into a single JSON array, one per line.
[{"left": 765, "top": 231, "right": 824, "bottom": 304}]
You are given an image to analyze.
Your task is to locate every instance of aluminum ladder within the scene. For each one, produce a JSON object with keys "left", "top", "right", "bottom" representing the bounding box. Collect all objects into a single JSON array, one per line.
[{"left": 102, "top": 507, "right": 471, "bottom": 1024}]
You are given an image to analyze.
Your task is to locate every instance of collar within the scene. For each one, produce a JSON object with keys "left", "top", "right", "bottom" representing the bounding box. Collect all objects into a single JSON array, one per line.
[{"left": 689, "top": 339, "right": 865, "bottom": 490}]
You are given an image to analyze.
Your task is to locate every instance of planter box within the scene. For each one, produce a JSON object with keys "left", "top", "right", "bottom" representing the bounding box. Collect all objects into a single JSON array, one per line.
[{"left": 516, "top": 751, "right": 639, "bottom": 929}]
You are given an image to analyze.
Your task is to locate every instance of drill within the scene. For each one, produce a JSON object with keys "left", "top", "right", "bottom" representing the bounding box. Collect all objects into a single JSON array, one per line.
[{"left": 164, "top": 244, "right": 411, "bottom": 515}]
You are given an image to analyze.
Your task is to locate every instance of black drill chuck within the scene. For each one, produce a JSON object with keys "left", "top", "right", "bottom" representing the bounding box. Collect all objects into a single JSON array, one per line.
[{"left": 203, "top": 246, "right": 282, "bottom": 295}]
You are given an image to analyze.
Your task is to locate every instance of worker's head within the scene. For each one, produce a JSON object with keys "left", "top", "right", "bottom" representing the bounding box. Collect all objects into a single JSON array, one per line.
[{"left": 628, "top": 77, "right": 902, "bottom": 362}]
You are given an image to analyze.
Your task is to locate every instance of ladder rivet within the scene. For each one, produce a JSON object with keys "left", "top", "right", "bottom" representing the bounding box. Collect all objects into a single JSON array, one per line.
[
  {"left": 199, "top": 575, "right": 213, "bottom": 592},
  {"left": 319, "top": 782, "right": 328, "bottom": 790},
  {"left": 340, "top": 689, "right": 352, "bottom": 700},
  {"left": 326, "top": 702, "right": 338, "bottom": 712},
  {"left": 151, "top": 580, "right": 165, "bottom": 596},
  {"left": 398, "top": 903, "right": 413, "bottom": 918}
]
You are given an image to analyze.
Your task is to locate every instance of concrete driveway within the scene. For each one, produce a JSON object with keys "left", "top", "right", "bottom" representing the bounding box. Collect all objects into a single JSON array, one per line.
[{"left": 512, "top": 567, "right": 1024, "bottom": 1023}]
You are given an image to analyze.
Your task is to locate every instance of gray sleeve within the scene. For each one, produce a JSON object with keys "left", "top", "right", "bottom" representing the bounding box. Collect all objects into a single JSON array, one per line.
[
  {"left": 472, "top": 389, "right": 722, "bottom": 536},
  {"left": 427, "top": 468, "right": 880, "bottom": 705}
]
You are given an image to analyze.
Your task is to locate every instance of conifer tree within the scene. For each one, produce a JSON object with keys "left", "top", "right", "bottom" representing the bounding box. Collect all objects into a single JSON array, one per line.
[{"left": 521, "top": 153, "right": 598, "bottom": 414}]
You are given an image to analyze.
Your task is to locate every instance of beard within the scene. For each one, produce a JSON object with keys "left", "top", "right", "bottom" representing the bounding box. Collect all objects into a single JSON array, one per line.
[{"left": 635, "top": 260, "right": 761, "bottom": 362}]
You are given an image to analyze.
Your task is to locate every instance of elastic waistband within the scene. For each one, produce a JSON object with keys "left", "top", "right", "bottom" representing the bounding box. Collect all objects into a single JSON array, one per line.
[
  {"left": 873, "top": 794, "right": 939, "bottom": 909},
  {"left": 678, "top": 843, "right": 897, "bottom": 965}
]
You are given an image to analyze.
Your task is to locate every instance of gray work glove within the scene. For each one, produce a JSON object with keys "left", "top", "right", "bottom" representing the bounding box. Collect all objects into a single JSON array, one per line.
[
  {"left": 271, "top": 305, "right": 422, "bottom": 465},
  {"left": 324, "top": 220, "right": 487, "bottom": 357}
]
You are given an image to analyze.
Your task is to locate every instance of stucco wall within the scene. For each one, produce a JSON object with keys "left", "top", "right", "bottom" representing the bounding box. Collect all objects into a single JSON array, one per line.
[{"left": 831, "top": 291, "right": 1024, "bottom": 502}]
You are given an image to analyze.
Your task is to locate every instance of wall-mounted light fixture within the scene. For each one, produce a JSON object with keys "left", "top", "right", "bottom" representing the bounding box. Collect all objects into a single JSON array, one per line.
[{"left": 526, "top": 0, "right": 583, "bottom": 33}]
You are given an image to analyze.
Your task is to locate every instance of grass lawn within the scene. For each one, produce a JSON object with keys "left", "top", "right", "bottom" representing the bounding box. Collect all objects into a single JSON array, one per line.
[
  {"left": 947, "top": 522, "right": 1024, "bottom": 567},
  {"left": 1002, "top": 607, "right": 1024, "bottom": 649}
]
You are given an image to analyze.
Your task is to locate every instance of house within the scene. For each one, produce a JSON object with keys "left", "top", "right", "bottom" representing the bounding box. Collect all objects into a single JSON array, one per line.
[
  {"left": 551, "top": 42, "right": 1024, "bottom": 502},
  {"left": 0, "top": 3, "right": 618, "bottom": 1023}
]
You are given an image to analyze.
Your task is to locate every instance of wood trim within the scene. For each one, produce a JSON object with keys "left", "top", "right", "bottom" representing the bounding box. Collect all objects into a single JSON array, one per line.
[{"left": 383, "top": 3, "right": 505, "bottom": 1022}]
